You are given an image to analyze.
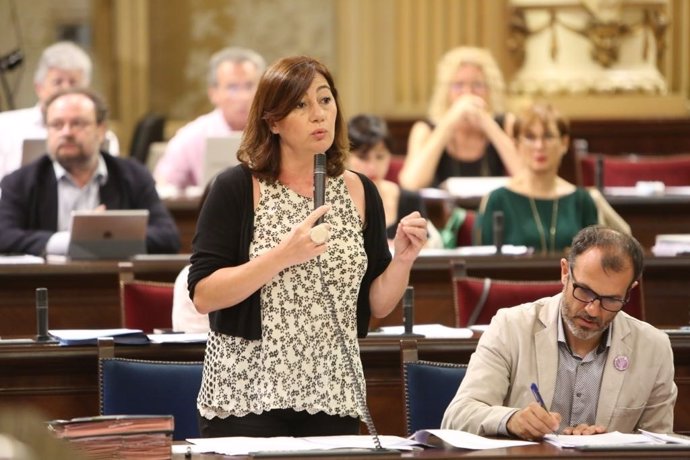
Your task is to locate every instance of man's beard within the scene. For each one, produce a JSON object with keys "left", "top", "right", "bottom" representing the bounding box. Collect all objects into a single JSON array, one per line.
[
  {"left": 56, "top": 145, "right": 94, "bottom": 172},
  {"left": 560, "top": 296, "right": 604, "bottom": 341}
]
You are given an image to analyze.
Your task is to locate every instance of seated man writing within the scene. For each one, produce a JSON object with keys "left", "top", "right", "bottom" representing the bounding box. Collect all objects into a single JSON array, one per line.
[{"left": 442, "top": 225, "right": 676, "bottom": 439}]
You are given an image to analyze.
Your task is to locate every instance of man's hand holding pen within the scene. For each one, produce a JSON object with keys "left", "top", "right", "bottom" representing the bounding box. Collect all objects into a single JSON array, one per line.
[
  {"left": 506, "top": 402, "right": 561, "bottom": 441},
  {"left": 506, "top": 383, "right": 561, "bottom": 441}
]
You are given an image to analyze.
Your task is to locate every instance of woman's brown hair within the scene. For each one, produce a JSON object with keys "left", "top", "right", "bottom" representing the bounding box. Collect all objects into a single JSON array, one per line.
[{"left": 238, "top": 55, "right": 348, "bottom": 183}]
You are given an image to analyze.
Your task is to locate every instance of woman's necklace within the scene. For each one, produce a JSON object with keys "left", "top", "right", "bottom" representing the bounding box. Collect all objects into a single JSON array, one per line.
[{"left": 528, "top": 197, "right": 559, "bottom": 253}]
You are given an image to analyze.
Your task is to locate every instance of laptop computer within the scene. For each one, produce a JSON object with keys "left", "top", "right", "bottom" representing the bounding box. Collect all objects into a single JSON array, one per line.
[
  {"left": 201, "top": 134, "right": 243, "bottom": 187},
  {"left": 21, "top": 139, "right": 48, "bottom": 166},
  {"left": 22, "top": 138, "right": 111, "bottom": 166},
  {"left": 67, "top": 210, "right": 149, "bottom": 260}
]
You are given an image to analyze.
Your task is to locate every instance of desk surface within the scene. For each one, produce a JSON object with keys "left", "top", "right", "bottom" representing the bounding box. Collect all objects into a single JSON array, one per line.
[
  {"left": 2, "top": 336, "right": 690, "bottom": 439},
  {"left": 171, "top": 443, "right": 690, "bottom": 459}
]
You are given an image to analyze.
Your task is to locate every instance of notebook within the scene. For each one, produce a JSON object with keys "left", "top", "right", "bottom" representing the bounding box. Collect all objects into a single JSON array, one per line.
[
  {"left": 67, "top": 210, "right": 148, "bottom": 260},
  {"left": 202, "top": 134, "right": 242, "bottom": 186}
]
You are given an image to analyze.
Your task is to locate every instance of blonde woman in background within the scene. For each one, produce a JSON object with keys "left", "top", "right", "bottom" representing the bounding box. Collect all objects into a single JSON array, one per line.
[{"left": 399, "top": 47, "right": 520, "bottom": 191}]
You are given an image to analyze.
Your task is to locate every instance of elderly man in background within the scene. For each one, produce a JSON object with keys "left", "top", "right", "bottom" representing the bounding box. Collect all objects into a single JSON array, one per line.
[
  {"left": 153, "top": 47, "right": 265, "bottom": 190},
  {"left": 0, "top": 41, "right": 120, "bottom": 180}
]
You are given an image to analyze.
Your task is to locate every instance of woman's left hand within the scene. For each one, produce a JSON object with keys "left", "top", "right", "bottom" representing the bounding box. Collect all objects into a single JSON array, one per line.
[{"left": 393, "top": 211, "right": 427, "bottom": 262}]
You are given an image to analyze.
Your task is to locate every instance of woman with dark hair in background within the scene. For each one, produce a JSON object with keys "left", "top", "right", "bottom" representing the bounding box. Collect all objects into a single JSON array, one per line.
[{"left": 348, "top": 114, "right": 442, "bottom": 247}]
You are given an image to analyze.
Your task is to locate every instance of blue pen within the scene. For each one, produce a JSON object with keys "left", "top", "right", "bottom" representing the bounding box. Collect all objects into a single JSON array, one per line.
[
  {"left": 531, "top": 382, "right": 558, "bottom": 435},
  {"left": 530, "top": 382, "right": 548, "bottom": 411}
]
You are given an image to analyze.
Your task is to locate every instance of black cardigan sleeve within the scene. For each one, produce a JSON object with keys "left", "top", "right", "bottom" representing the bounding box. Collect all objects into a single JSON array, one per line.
[{"left": 355, "top": 172, "right": 392, "bottom": 337}]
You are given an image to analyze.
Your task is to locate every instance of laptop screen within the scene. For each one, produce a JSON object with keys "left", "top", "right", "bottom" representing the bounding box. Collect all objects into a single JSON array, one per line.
[
  {"left": 202, "top": 134, "right": 243, "bottom": 187},
  {"left": 67, "top": 210, "right": 149, "bottom": 260}
]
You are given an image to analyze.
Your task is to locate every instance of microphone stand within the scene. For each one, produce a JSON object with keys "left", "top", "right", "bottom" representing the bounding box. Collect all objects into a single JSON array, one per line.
[{"left": 401, "top": 286, "right": 424, "bottom": 338}]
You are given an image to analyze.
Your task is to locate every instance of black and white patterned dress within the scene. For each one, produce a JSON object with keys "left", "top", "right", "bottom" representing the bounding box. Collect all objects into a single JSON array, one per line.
[{"left": 197, "top": 174, "right": 368, "bottom": 419}]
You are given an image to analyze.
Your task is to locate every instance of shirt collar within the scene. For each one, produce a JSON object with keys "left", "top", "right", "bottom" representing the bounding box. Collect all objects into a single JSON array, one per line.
[{"left": 52, "top": 152, "right": 108, "bottom": 186}]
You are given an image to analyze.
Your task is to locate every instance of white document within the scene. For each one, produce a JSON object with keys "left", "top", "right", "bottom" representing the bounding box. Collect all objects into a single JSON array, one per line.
[
  {"left": 412, "top": 429, "right": 536, "bottom": 449},
  {"left": 146, "top": 332, "right": 208, "bottom": 344},
  {"left": 419, "top": 245, "right": 531, "bottom": 256},
  {"left": 370, "top": 324, "right": 473, "bottom": 339},
  {"left": 544, "top": 430, "right": 690, "bottom": 448},
  {"left": 187, "top": 435, "right": 417, "bottom": 456},
  {"left": 0, "top": 254, "right": 44, "bottom": 264},
  {"left": 49, "top": 328, "right": 143, "bottom": 341}
]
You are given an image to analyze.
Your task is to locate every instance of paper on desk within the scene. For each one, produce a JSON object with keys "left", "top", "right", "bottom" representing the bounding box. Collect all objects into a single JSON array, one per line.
[
  {"left": 412, "top": 429, "right": 536, "bottom": 449},
  {"left": 0, "top": 254, "right": 44, "bottom": 264},
  {"left": 49, "top": 328, "right": 149, "bottom": 345},
  {"left": 638, "top": 430, "right": 690, "bottom": 445},
  {"left": 146, "top": 332, "right": 208, "bottom": 343},
  {"left": 186, "top": 434, "right": 417, "bottom": 456},
  {"left": 419, "top": 245, "right": 531, "bottom": 256},
  {"left": 372, "top": 324, "right": 473, "bottom": 339},
  {"left": 544, "top": 431, "right": 658, "bottom": 448}
]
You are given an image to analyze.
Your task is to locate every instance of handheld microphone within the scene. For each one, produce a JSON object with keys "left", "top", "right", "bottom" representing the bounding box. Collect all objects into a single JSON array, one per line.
[
  {"left": 493, "top": 211, "right": 504, "bottom": 254},
  {"left": 313, "top": 153, "right": 326, "bottom": 225},
  {"left": 35, "top": 287, "right": 50, "bottom": 342}
]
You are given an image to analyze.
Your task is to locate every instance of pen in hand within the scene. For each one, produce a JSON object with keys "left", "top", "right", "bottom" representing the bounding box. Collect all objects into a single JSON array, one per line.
[{"left": 530, "top": 382, "right": 558, "bottom": 436}]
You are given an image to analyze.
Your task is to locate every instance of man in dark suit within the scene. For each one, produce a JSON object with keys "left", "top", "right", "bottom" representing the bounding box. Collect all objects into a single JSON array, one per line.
[{"left": 0, "top": 87, "right": 180, "bottom": 256}]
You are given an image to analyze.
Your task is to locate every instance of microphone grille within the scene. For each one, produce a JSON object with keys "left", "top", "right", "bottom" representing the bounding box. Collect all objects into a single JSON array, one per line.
[
  {"left": 36, "top": 287, "right": 48, "bottom": 305},
  {"left": 314, "top": 153, "right": 326, "bottom": 172}
]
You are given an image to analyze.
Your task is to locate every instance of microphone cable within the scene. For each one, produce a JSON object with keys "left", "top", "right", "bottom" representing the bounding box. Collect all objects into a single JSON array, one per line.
[{"left": 315, "top": 256, "right": 384, "bottom": 450}]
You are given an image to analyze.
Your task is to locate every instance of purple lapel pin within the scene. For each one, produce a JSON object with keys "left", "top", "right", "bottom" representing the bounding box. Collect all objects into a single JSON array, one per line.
[{"left": 613, "top": 355, "right": 629, "bottom": 371}]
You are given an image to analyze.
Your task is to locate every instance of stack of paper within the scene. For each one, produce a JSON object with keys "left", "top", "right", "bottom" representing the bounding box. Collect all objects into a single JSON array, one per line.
[
  {"left": 544, "top": 430, "right": 690, "bottom": 450},
  {"left": 48, "top": 415, "right": 173, "bottom": 459},
  {"left": 49, "top": 328, "right": 150, "bottom": 346},
  {"left": 652, "top": 234, "right": 690, "bottom": 257}
]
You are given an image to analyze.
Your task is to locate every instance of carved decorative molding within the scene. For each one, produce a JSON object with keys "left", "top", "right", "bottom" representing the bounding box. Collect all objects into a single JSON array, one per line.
[{"left": 508, "top": 0, "right": 670, "bottom": 96}]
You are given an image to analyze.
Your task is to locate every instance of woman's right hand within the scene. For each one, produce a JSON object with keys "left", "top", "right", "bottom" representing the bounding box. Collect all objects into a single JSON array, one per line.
[
  {"left": 275, "top": 204, "right": 331, "bottom": 268},
  {"left": 445, "top": 94, "right": 488, "bottom": 130}
]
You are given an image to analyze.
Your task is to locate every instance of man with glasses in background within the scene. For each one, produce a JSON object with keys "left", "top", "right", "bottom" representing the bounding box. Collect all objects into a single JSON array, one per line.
[
  {"left": 442, "top": 225, "right": 676, "bottom": 440},
  {"left": 153, "top": 47, "right": 265, "bottom": 190},
  {"left": 0, "top": 87, "right": 179, "bottom": 256}
]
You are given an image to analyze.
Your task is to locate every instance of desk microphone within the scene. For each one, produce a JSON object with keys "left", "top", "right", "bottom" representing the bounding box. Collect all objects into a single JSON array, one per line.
[
  {"left": 313, "top": 153, "right": 326, "bottom": 225},
  {"left": 493, "top": 211, "right": 504, "bottom": 254},
  {"left": 402, "top": 286, "right": 424, "bottom": 338},
  {"left": 595, "top": 154, "right": 604, "bottom": 191},
  {"left": 35, "top": 287, "right": 51, "bottom": 342}
]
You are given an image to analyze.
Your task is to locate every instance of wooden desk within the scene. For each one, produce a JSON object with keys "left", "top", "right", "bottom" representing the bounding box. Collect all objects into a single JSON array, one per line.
[
  {"left": 1, "top": 252, "right": 688, "bottom": 337},
  {"left": 0, "top": 256, "right": 190, "bottom": 336},
  {"left": 374, "top": 252, "right": 690, "bottom": 330},
  {"left": 165, "top": 196, "right": 200, "bottom": 254},
  {"left": 2, "top": 336, "right": 689, "bottom": 440},
  {"left": 175, "top": 444, "right": 690, "bottom": 459}
]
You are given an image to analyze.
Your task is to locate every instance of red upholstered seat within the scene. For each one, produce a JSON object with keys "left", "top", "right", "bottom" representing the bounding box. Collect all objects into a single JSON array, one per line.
[
  {"left": 456, "top": 209, "right": 476, "bottom": 247},
  {"left": 578, "top": 153, "right": 690, "bottom": 187},
  {"left": 385, "top": 155, "right": 405, "bottom": 184},
  {"left": 451, "top": 262, "right": 645, "bottom": 327},
  {"left": 120, "top": 280, "right": 174, "bottom": 333}
]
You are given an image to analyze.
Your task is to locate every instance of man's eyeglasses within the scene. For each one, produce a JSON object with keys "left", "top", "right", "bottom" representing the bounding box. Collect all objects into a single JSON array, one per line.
[
  {"left": 569, "top": 267, "right": 629, "bottom": 312},
  {"left": 46, "top": 118, "right": 95, "bottom": 132}
]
